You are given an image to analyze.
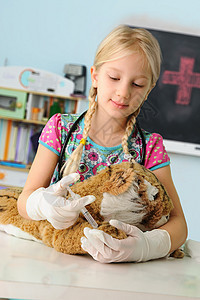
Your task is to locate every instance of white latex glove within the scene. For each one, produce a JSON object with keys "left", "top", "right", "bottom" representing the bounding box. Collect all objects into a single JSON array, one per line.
[
  {"left": 81, "top": 219, "right": 171, "bottom": 263},
  {"left": 26, "top": 173, "right": 95, "bottom": 229},
  {"left": 184, "top": 239, "right": 200, "bottom": 262}
]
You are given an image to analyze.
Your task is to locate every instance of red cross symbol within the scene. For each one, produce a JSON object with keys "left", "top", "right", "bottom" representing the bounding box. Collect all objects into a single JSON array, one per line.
[{"left": 162, "top": 57, "right": 200, "bottom": 105}]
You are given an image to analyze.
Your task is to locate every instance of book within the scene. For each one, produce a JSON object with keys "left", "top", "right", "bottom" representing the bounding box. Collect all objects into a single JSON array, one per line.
[
  {"left": 16, "top": 124, "right": 28, "bottom": 163},
  {"left": 14, "top": 125, "right": 22, "bottom": 162},
  {"left": 0, "top": 119, "right": 3, "bottom": 159},
  {"left": 3, "top": 120, "right": 12, "bottom": 161},
  {"left": 0, "top": 120, "right": 8, "bottom": 160},
  {"left": 24, "top": 125, "right": 34, "bottom": 164},
  {"left": 8, "top": 122, "right": 19, "bottom": 161}
]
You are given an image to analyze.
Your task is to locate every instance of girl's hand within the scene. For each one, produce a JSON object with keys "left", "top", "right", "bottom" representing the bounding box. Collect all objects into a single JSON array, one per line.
[
  {"left": 26, "top": 173, "right": 95, "bottom": 229},
  {"left": 81, "top": 219, "right": 171, "bottom": 263}
]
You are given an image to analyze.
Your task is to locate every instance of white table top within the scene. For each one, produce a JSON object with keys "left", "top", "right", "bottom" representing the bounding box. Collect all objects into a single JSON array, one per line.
[{"left": 0, "top": 231, "right": 199, "bottom": 300}]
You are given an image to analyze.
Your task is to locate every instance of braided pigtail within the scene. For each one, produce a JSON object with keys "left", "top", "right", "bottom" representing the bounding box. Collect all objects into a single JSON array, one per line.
[
  {"left": 121, "top": 114, "right": 136, "bottom": 156},
  {"left": 62, "top": 87, "right": 97, "bottom": 177},
  {"left": 82, "top": 87, "right": 97, "bottom": 141},
  {"left": 121, "top": 99, "right": 145, "bottom": 161}
]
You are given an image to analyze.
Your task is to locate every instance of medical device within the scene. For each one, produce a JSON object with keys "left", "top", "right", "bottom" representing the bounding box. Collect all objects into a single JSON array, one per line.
[{"left": 66, "top": 186, "right": 98, "bottom": 229}]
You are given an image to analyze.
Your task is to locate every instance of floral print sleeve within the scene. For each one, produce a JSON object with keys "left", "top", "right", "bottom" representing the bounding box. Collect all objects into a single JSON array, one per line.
[
  {"left": 39, "top": 113, "right": 62, "bottom": 156},
  {"left": 144, "top": 133, "right": 170, "bottom": 171}
]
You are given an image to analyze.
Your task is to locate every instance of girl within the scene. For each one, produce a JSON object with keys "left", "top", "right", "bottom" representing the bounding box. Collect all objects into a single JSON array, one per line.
[{"left": 17, "top": 25, "right": 187, "bottom": 263}]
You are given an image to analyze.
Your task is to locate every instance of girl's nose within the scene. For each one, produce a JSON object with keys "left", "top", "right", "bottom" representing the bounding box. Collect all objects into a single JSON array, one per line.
[{"left": 116, "top": 82, "right": 130, "bottom": 99}]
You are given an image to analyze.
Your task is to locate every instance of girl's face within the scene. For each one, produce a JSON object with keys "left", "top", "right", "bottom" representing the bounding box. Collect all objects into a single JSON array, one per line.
[{"left": 91, "top": 52, "right": 154, "bottom": 121}]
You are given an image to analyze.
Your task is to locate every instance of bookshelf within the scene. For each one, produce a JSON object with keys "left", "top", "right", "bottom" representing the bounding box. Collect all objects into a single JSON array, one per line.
[{"left": 0, "top": 86, "right": 86, "bottom": 188}]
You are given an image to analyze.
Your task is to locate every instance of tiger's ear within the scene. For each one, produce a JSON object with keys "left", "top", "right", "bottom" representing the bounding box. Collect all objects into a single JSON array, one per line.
[{"left": 98, "top": 167, "right": 136, "bottom": 195}]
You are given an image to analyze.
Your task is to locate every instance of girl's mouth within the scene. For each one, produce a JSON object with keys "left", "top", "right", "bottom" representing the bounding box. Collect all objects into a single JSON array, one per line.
[{"left": 110, "top": 99, "right": 129, "bottom": 109}]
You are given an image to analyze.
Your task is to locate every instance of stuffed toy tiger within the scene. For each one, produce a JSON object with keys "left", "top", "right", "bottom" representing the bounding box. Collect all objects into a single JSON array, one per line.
[{"left": 0, "top": 161, "right": 183, "bottom": 258}]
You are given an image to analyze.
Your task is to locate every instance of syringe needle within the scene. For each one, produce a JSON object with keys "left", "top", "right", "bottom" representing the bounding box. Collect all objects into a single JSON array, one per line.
[{"left": 66, "top": 186, "right": 98, "bottom": 229}]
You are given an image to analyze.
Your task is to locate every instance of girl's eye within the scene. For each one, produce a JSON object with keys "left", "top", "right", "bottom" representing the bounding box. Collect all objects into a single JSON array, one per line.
[
  {"left": 132, "top": 82, "right": 143, "bottom": 87},
  {"left": 109, "top": 76, "right": 119, "bottom": 81}
]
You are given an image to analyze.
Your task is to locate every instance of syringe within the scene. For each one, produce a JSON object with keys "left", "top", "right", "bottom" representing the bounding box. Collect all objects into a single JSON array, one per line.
[{"left": 66, "top": 186, "right": 98, "bottom": 229}]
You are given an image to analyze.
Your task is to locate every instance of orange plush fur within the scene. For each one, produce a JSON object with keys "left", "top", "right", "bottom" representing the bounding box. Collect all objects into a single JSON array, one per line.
[{"left": 0, "top": 161, "right": 183, "bottom": 258}]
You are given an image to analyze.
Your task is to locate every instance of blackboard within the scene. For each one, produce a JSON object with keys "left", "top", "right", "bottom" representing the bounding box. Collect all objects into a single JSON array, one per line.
[{"left": 133, "top": 28, "right": 200, "bottom": 152}]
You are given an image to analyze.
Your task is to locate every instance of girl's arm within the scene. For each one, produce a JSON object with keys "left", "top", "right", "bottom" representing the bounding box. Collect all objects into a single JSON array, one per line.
[
  {"left": 152, "top": 165, "right": 188, "bottom": 253},
  {"left": 17, "top": 144, "right": 59, "bottom": 219}
]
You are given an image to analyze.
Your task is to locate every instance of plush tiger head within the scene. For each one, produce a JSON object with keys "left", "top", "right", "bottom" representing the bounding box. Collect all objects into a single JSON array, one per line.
[{"left": 96, "top": 161, "right": 173, "bottom": 231}]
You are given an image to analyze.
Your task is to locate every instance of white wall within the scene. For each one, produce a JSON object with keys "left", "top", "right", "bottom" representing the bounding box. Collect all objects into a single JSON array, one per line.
[{"left": 0, "top": 0, "right": 200, "bottom": 241}]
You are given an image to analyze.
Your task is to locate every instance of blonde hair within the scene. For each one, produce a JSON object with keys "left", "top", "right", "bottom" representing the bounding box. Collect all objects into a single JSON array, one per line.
[{"left": 62, "top": 25, "right": 161, "bottom": 176}]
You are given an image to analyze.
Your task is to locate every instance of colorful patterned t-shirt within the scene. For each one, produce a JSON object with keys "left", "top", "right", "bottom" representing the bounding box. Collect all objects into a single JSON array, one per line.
[{"left": 39, "top": 113, "right": 170, "bottom": 183}]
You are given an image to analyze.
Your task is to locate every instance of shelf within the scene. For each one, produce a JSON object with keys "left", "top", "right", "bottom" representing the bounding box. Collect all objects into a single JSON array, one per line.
[
  {"left": 0, "top": 115, "right": 46, "bottom": 125},
  {"left": 0, "top": 164, "right": 30, "bottom": 172},
  {"left": 0, "top": 86, "right": 86, "bottom": 101}
]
